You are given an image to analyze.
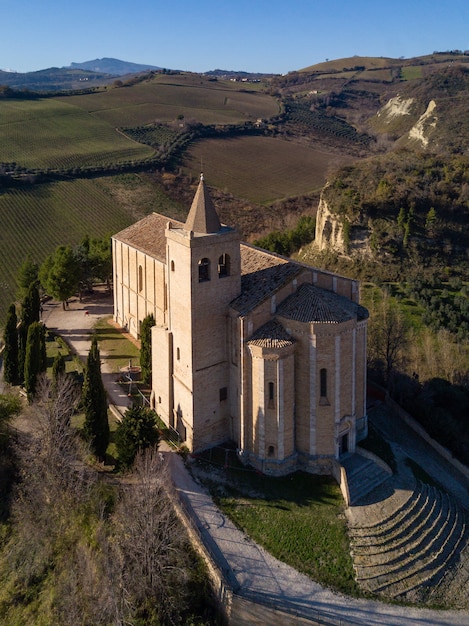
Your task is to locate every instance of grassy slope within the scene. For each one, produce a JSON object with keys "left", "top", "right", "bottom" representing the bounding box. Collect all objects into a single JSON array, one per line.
[
  {"left": 0, "top": 99, "right": 154, "bottom": 170},
  {"left": 57, "top": 74, "right": 280, "bottom": 126},
  {"left": 194, "top": 456, "right": 358, "bottom": 596},
  {"left": 298, "top": 53, "right": 469, "bottom": 74}
]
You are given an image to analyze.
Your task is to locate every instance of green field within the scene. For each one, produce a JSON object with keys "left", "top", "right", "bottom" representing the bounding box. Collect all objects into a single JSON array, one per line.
[
  {"left": 0, "top": 178, "right": 136, "bottom": 321},
  {"left": 58, "top": 74, "right": 280, "bottom": 127},
  {"left": 184, "top": 135, "right": 352, "bottom": 204},
  {"left": 0, "top": 99, "right": 155, "bottom": 171}
]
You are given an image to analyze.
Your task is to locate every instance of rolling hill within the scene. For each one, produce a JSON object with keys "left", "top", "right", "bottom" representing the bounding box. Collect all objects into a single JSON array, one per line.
[{"left": 1, "top": 52, "right": 469, "bottom": 328}]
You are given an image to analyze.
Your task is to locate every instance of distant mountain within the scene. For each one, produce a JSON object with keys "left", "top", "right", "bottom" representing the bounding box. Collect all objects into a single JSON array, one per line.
[
  {"left": 68, "top": 58, "right": 161, "bottom": 76},
  {"left": 0, "top": 66, "right": 116, "bottom": 91}
]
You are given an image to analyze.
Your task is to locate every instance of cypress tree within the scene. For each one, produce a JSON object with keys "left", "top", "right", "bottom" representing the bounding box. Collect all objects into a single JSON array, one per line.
[
  {"left": 18, "top": 281, "right": 41, "bottom": 382},
  {"left": 24, "top": 321, "right": 46, "bottom": 400},
  {"left": 52, "top": 352, "right": 66, "bottom": 383},
  {"left": 82, "top": 336, "right": 109, "bottom": 460},
  {"left": 3, "top": 304, "right": 19, "bottom": 384},
  {"left": 140, "top": 314, "right": 155, "bottom": 384}
]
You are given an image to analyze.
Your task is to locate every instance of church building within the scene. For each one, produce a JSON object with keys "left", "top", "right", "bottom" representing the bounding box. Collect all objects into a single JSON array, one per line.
[{"left": 112, "top": 175, "right": 368, "bottom": 476}]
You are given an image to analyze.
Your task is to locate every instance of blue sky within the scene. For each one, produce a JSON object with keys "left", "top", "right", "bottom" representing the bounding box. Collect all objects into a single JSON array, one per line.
[{"left": 2, "top": 0, "right": 468, "bottom": 74}]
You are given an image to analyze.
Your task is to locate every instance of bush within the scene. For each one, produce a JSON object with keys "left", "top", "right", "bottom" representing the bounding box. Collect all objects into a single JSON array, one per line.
[{"left": 115, "top": 406, "right": 160, "bottom": 469}]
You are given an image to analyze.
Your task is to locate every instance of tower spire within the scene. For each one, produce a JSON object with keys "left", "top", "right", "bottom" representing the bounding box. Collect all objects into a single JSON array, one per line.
[{"left": 184, "top": 173, "right": 222, "bottom": 234}]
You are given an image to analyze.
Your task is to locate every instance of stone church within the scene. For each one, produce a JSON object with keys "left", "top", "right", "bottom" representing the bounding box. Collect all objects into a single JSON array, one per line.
[{"left": 112, "top": 175, "right": 368, "bottom": 475}]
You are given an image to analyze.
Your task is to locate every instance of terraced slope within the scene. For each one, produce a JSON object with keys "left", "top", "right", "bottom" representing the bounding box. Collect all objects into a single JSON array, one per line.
[{"left": 347, "top": 480, "right": 469, "bottom": 607}]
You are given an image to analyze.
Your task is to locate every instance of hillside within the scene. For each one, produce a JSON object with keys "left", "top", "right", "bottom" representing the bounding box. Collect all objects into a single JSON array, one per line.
[
  {"left": 1, "top": 53, "right": 469, "bottom": 328},
  {"left": 273, "top": 52, "right": 469, "bottom": 154},
  {"left": 300, "top": 150, "right": 469, "bottom": 283}
]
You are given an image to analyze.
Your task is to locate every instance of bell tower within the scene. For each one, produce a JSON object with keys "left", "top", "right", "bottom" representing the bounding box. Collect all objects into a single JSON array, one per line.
[{"left": 158, "top": 174, "right": 241, "bottom": 450}]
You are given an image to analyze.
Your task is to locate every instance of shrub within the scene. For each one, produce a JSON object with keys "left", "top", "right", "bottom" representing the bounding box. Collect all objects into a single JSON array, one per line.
[{"left": 115, "top": 406, "right": 160, "bottom": 469}]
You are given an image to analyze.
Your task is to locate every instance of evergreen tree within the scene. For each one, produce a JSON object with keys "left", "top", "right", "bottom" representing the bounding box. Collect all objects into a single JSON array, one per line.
[
  {"left": 115, "top": 405, "right": 159, "bottom": 469},
  {"left": 3, "top": 304, "right": 19, "bottom": 384},
  {"left": 18, "top": 281, "right": 41, "bottom": 382},
  {"left": 16, "top": 256, "right": 39, "bottom": 300},
  {"left": 82, "top": 336, "right": 109, "bottom": 460},
  {"left": 24, "top": 321, "right": 46, "bottom": 400},
  {"left": 51, "top": 352, "right": 66, "bottom": 397},
  {"left": 52, "top": 352, "right": 66, "bottom": 383},
  {"left": 140, "top": 314, "right": 155, "bottom": 384},
  {"left": 39, "top": 245, "right": 80, "bottom": 310}
]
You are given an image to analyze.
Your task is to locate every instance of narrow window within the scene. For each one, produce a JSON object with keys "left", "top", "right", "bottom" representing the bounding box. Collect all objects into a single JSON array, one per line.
[
  {"left": 176, "top": 347, "right": 180, "bottom": 360},
  {"left": 198, "top": 258, "right": 210, "bottom": 282},
  {"left": 268, "top": 445, "right": 275, "bottom": 457},
  {"left": 138, "top": 265, "right": 143, "bottom": 292},
  {"left": 320, "top": 368, "right": 328, "bottom": 398},
  {"left": 171, "top": 260, "right": 175, "bottom": 271},
  {"left": 219, "top": 387, "right": 228, "bottom": 402},
  {"left": 269, "top": 382, "right": 274, "bottom": 400},
  {"left": 268, "top": 381, "right": 275, "bottom": 408},
  {"left": 218, "top": 253, "right": 230, "bottom": 277}
]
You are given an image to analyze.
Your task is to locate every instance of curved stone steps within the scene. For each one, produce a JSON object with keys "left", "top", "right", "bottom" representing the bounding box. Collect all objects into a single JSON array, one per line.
[
  {"left": 357, "top": 494, "right": 461, "bottom": 586},
  {"left": 350, "top": 483, "right": 467, "bottom": 598},
  {"left": 352, "top": 484, "right": 441, "bottom": 559},
  {"left": 380, "top": 507, "right": 467, "bottom": 597},
  {"left": 349, "top": 482, "right": 430, "bottom": 546},
  {"left": 429, "top": 536, "right": 469, "bottom": 606}
]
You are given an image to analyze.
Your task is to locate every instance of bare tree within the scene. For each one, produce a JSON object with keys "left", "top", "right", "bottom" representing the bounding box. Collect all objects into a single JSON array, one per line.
[
  {"left": 367, "top": 292, "right": 408, "bottom": 387},
  {"left": 111, "top": 448, "right": 189, "bottom": 624}
]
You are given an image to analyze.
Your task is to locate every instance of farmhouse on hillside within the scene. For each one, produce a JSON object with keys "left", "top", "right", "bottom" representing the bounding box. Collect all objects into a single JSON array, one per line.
[{"left": 112, "top": 175, "right": 369, "bottom": 475}]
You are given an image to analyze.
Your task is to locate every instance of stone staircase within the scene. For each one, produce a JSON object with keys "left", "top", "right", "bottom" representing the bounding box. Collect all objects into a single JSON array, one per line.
[
  {"left": 347, "top": 480, "right": 469, "bottom": 604},
  {"left": 341, "top": 452, "right": 392, "bottom": 505}
]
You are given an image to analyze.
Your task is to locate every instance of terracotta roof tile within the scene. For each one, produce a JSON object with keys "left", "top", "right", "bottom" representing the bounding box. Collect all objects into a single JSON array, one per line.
[
  {"left": 277, "top": 283, "right": 368, "bottom": 324},
  {"left": 232, "top": 245, "right": 302, "bottom": 315},
  {"left": 113, "top": 214, "right": 183, "bottom": 262},
  {"left": 248, "top": 319, "right": 294, "bottom": 348}
]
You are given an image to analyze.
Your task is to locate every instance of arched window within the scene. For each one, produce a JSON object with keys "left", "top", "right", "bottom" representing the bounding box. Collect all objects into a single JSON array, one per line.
[
  {"left": 138, "top": 265, "right": 143, "bottom": 292},
  {"left": 176, "top": 347, "right": 180, "bottom": 361},
  {"left": 320, "top": 368, "right": 328, "bottom": 398},
  {"left": 198, "top": 258, "right": 210, "bottom": 282},
  {"left": 170, "top": 260, "right": 175, "bottom": 272},
  {"left": 268, "top": 445, "right": 275, "bottom": 457},
  {"left": 218, "top": 253, "right": 230, "bottom": 277}
]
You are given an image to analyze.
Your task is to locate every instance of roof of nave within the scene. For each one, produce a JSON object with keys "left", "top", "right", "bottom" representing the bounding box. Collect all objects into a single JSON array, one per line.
[
  {"left": 231, "top": 244, "right": 303, "bottom": 315},
  {"left": 112, "top": 212, "right": 178, "bottom": 262},
  {"left": 247, "top": 319, "right": 295, "bottom": 349},
  {"left": 277, "top": 283, "right": 369, "bottom": 324}
]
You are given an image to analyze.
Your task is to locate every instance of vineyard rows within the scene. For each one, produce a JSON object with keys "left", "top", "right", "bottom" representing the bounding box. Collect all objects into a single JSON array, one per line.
[
  {"left": 285, "top": 101, "right": 373, "bottom": 145},
  {"left": 0, "top": 99, "right": 154, "bottom": 171},
  {"left": 0, "top": 179, "right": 133, "bottom": 324}
]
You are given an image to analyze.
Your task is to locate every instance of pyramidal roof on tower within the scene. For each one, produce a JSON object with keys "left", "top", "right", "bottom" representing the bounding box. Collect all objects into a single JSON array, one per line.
[{"left": 184, "top": 173, "right": 222, "bottom": 234}]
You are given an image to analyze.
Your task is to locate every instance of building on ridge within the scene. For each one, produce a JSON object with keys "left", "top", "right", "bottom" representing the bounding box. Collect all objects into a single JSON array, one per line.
[{"left": 112, "top": 174, "right": 368, "bottom": 476}]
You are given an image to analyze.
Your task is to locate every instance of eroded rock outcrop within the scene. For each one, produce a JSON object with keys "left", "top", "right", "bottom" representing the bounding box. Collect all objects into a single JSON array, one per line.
[{"left": 314, "top": 194, "right": 347, "bottom": 253}]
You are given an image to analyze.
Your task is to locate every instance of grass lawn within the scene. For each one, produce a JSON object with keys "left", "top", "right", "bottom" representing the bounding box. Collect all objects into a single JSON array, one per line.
[
  {"left": 93, "top": 316, "right": 141, "bottom": 373},
  {"left": 45, "top": 330, "right": 83, "bottom": 378},
  {"left": 193, "top": 452, "right": 359, "bottom": 596}
]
